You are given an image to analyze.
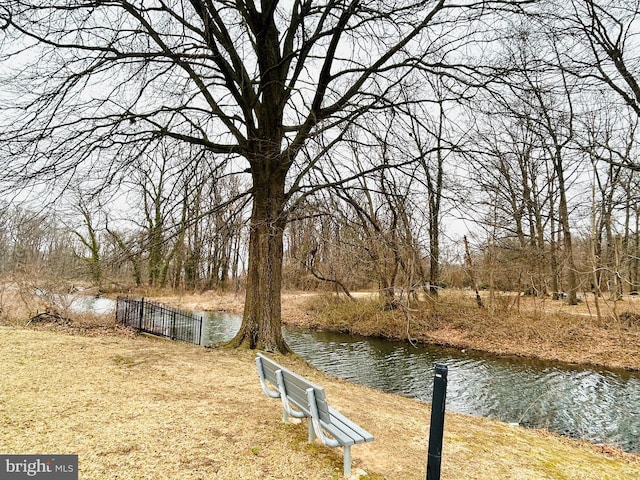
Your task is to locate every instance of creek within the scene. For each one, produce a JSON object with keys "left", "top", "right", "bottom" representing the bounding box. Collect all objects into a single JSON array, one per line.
[{"left": 72, "top": 297, "right": 640, "bottom": 454}]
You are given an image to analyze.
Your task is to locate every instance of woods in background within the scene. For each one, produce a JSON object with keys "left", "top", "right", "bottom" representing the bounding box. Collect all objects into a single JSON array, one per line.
[{"left": 2, "top": 1, "right": 640, "bottom": 350}]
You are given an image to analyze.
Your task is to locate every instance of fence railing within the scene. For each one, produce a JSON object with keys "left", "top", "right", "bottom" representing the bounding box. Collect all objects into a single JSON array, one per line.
[{"left": 116, "top": 296, "right": 204, "bottom": 345}]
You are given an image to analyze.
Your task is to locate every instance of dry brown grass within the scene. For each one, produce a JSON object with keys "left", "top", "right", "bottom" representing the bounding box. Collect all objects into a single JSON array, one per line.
[
  {"left": 0, "top": 283, "right": 46, "bottom": 326},
  {"left": 295, "top": 290, "right": 640, "bottom": 371},
  {"left": 149, "top": 289, "right": 247, "bottom": 316},
  {"left": 1, "top": 327, "right": 639, "bottom": 479},
  {"left": 0, "top": 282, "right": 132, "bottom": 339}
]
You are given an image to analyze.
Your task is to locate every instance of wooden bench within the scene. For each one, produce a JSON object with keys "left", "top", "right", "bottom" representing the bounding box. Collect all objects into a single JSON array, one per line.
[{"left": 255, "top": 353, "right": 374, "bottom": 477}]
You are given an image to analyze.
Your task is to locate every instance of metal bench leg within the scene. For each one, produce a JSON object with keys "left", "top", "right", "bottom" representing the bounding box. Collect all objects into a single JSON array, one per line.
[
  {"left": 307, "top": 417, "right": 315, "bottom": 442},
  {"left": 343, "top": 445, "right": 351, "bottom": 477}
]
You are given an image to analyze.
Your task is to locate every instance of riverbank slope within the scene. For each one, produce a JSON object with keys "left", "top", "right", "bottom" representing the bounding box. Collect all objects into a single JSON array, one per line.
[
  {"left": 157, "top": 289, "right": 640, "bottom": 372},
  {"left": 1, "top": 327, "right": 638, "bottom": 479}
]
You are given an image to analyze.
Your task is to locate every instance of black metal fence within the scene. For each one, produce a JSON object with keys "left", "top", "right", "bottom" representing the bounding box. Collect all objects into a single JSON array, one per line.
[{"left": 116, "top": 296, "right": 204, "bottom": 345}]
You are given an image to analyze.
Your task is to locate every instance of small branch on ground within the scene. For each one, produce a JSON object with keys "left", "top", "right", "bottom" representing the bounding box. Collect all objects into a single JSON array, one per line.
[{"left": 26, "top": 311, "right": 72, "bottom": 327}]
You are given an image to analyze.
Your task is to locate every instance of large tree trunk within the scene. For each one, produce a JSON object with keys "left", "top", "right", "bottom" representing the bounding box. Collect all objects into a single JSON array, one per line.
[{"left": 228, "top": 164, "right": 290, "bottom": 353}]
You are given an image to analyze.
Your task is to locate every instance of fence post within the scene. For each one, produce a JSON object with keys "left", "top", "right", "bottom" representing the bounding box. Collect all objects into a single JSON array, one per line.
[
  {"left": 171, "top": 311, "right": 177, "bottom": 340},
  {"left": 139, "top": 298, "right": 144, "bottom": 331},
  {"left": 198, "top": 315, "right": 203, "bottom": 345},
  {"left": 426, "top": 364, "right": 448, "bottom": 480}
]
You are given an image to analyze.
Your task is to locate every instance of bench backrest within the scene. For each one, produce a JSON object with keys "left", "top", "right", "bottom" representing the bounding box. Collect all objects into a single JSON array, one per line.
[{"left": 257, "top": 353, "right": 331, "bottom": 423}]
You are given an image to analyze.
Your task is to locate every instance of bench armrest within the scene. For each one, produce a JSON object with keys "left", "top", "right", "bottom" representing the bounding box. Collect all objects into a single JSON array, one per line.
[
  {"left": 255, "top": 356, "right": 280, "bottom": 399},
  {"left": 277, "top": 370, "right": 307, "bottom": 419},
  {"left": 306, "top": 387, "right": 341, "bottom": 447}
]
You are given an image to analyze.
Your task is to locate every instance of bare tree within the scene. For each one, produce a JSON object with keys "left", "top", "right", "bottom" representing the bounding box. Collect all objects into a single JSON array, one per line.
[
  {"left": 557, "top": 0, "right": 640, "bottom": 121},
  {"left": 398, "top": 78, "right": 459, "bottom": 296},
  {"left": 0, "top": 0, "right": 532, "bottom": 352},
  {"left": 322, "top": 128, "right": 425, "bottom": 309},
  {"left": 104, "top": 223, "right": 144, "bottom": 287},
  {"left": 284, "top": 199, "right": 361, "bottom": 298},
  {"left": 67, "top": 193, "right": 105, "bottom": 288}
]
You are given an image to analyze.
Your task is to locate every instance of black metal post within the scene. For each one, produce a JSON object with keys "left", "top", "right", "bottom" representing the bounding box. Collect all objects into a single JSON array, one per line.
[
  {"left": 426, "top": 363, "right": 448, "bottom": 480},
  {"left": 139, "top": 298, "right": 144, "bottom": 331}
]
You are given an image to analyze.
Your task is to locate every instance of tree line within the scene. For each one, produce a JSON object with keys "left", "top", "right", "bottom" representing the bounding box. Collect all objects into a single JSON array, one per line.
[{"left": 1, "top": 0, "right": 640, "bottom": 351}]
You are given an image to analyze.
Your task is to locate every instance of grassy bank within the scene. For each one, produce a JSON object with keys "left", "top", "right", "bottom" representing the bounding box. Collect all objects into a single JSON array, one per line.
[
  {"left": 1, "top": 327, "right": 639, "bottom": 479},
  {"left": 3, "top": 282, "right": 640, "bottom": 372},
  {"left": 152, "top": 288, "right": 640, "bottom": 372},
  {"left": 286, "top": 291, "right": 640, "bottom": 372}
]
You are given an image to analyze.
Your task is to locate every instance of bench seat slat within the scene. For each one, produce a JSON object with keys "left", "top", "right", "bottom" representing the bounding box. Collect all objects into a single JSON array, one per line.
[
  {"left": 327, "top": 407, "right": 375, "bottom": 443},
  {"left": 318, "top": 418, "right": 357, "bottom": 446}
]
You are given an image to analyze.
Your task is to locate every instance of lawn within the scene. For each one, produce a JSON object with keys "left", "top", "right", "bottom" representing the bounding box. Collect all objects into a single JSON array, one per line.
[{"left": 1, "top": 327, "right": 639, "bottom": 479}]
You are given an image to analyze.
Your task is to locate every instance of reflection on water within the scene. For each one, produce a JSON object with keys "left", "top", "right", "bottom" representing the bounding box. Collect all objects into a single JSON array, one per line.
[
  {"left": 69, "top": 296, "right": 116, "bottom": 315},
  {"left": 198, "top": 311, "right": 242, "bottom": 345},
  {"left": 202, "top": 311, "right": 640, "bottom": 453}
]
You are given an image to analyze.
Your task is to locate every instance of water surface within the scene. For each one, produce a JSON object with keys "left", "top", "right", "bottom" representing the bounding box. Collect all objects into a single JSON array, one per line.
[{"left": 202, "top": 311, "right": 640, "bottom": 453}]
